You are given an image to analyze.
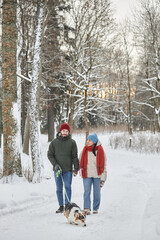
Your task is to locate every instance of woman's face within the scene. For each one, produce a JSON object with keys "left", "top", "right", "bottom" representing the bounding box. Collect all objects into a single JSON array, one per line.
[{"left": 86, "top": 139, "right": 94, "bottom": 146}]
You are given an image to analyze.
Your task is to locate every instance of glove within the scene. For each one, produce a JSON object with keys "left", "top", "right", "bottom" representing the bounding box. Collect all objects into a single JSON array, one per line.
[
  {"left": 100, "top": 181, "right": 104, "bottom": 188},
  {"left": 55, "top": 164, "right": 61, "bottom": 172},
  {"left": 72, "top": 170, "right": 78, "bottom": 176}
]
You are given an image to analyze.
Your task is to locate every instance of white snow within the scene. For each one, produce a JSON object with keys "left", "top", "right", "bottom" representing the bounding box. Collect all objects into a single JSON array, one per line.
[{"left": 0, "top": 132, "right": 160, "bottom": 240}]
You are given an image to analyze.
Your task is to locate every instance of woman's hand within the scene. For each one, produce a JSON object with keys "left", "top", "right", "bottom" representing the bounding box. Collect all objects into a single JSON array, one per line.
[{"left": 100, "top": 181, "right": 104, "bottom": 188}]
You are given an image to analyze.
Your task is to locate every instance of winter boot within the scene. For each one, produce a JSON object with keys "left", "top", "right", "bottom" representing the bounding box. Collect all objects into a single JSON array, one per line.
[{"left": 56, "top": 205, "right": 64, "bottom": 213}]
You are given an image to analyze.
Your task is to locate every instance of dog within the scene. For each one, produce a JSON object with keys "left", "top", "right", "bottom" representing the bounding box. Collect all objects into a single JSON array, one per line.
[{"left": 64, "top": 202, "right": 86, "bottom": 227}]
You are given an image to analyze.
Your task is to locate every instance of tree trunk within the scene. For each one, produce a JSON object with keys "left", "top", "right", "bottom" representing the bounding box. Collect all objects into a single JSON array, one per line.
[
  {"left": 127, "top": 59, "right": 133, "bottom": 148},
  {"left": 0, "top": 0, "right": 2, "bottom": 149},
  {"left": 2, "top": 0, "right": 22, "bottom": 180},
  {"left": 0, "top": 100, "right": 2, "bottom": 149},
  {"left": 68, "top": 94, "right": 74, "bottom": 135},
  {"left": 23, "top": 110, "right": 30, "bottom": 155},
  {"left": 84, "top": 89, "right": 89, "bottom": 142},
  {"left": 48, "top": 99, "right": 55, "bottom": 142},
  {"left": 29, "top": 2, "right": 45, "bottom": 183}
]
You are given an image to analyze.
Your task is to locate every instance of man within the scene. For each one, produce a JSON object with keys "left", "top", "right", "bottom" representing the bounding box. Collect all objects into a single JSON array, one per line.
[{"left": 47, "top": 123, "right": 79, "bottom": 213}]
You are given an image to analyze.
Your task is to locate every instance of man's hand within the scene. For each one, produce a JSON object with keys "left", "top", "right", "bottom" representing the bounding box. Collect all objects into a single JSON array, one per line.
[{"left": 55, "top": 164, "right": 61, "bottom": 172}]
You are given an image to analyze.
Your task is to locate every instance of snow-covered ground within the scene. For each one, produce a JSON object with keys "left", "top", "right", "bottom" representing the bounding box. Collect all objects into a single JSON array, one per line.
[{"left": 0, "top": 132, "right": 160, "bottom": 240}]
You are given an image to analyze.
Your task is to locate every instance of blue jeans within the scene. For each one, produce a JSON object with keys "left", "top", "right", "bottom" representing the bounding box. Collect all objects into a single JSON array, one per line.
[
  {"left": 54, "top": 171, "right": 72, "bottom": 206},
  {"left": 83, "top": 178, "right": 101, "bottom": 211}
]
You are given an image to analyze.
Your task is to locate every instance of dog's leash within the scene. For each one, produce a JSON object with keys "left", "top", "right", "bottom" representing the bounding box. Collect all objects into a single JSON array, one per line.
[
  {"left": 56, "top": 169, "right": 86, "bottom": 219},
  {"left": 56, "top": 169, "right": 70, "bottom": 203}
]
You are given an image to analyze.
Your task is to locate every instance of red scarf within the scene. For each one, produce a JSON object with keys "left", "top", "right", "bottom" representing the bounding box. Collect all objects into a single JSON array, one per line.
[{"left": 80, "top": 144, "right": 105, "bottom": 178}]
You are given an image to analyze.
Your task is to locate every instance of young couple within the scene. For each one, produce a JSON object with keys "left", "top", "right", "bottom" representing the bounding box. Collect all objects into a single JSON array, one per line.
[{"left": 47, "top": 123, "right": 107, "bottom": 215}]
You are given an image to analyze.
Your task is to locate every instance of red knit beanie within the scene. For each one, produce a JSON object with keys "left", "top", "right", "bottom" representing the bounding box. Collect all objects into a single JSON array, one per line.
[{"left": 59, "top": 123, "right": 70, "bottom": 132}]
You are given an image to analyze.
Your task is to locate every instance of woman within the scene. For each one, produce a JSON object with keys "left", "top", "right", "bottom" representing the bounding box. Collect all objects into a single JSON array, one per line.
[{"left": 79, "top": 133, "right": 107, "bottom": 215}]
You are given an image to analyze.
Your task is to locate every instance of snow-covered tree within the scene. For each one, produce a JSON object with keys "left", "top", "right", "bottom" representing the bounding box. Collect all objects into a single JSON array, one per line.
[
  {"left": 133, "top": 0, "right": 160, "bottom": 132},
  {"left": 29, "top": 1, "right": 46, "bottom": 183},
  {"left": 116, "top": 21, "right": 135, "bottom": 136},
  {"left": 62, "top": 0, "right": 114, "bottom": 137},
  {"left": 18, "top": 0, "right": 39, "bottom": 145},
  {"left": 42, "top": 0, "right": 71, "bottom": 141}
]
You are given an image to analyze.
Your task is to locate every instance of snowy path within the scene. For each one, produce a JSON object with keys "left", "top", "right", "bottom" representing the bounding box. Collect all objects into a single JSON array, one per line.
[{"left": 0, "top": 146, "right": 160, "bottom": 240}]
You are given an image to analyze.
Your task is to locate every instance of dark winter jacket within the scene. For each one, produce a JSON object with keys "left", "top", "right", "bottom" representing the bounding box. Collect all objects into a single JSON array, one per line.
[{"left": 47, "top": 133, "right": 79, "bottom": 173}]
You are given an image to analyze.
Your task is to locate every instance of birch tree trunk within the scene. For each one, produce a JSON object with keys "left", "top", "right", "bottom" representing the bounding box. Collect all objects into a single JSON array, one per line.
[
  {"left": 29, "top": 2, "right": 45, "bottom": 183},
  {"left": 2, "top": 0, "right": 22, "bottom": 181}
]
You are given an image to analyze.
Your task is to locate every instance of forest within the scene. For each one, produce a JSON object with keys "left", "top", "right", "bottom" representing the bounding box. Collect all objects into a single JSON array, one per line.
[{"left": 0, "top": 0, "right": 160, "bottom": 182}]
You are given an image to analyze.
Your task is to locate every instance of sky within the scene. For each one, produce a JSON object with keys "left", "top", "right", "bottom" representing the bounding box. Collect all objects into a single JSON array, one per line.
[{"left": 112, "top": 0, "right": 138, "bottom": 21}]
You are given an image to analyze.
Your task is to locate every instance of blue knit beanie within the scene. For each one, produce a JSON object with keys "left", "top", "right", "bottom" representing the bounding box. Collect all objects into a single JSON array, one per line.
[{"left": 87, "top": 133, "right": 98, "bottom": 144}]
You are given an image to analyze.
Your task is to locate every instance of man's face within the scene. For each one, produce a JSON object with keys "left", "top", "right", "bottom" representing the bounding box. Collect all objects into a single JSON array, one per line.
[{"left": 61, "top": 129, "right": 69, "bottom": 137}]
